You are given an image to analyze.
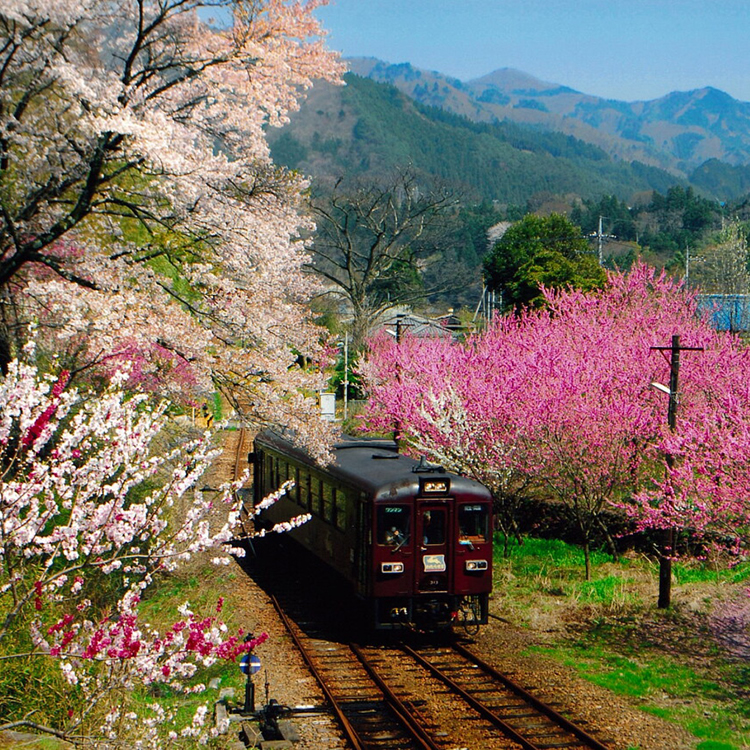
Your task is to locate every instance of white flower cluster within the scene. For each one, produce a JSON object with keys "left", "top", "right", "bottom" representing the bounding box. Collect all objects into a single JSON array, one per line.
[{"left": 0, "top": 356, "right": 275, "bottom": 745}]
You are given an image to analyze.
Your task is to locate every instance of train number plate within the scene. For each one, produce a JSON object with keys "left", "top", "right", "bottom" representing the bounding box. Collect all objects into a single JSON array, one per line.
[{"left": 422, "top": 554, "right": 446, "bottom": 572}]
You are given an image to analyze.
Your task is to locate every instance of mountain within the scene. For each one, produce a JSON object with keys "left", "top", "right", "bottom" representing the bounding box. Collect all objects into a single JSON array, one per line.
[
  {"left": 268, "top": 72, "right": 685, "bottom": 206},
  {"left": 348, "top": 58, "right": 750, "bottom": 178}
]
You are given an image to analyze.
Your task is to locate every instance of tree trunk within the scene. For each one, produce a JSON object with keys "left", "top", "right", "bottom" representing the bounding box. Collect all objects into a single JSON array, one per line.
[
  {"left": 658, "top": 528, "right": 674, "bottom": 608},
  {"left": 574, "top": 504, "right": 592, "bottom": 580},
  {"left": 0, "top": 328, "right": 10, "bottom": 375},
  {"left": 595, "top": 514, "right": 620, "bottom": 562},
  {"left": 583, "top": 539, "right": 591, "bottom": 581}
]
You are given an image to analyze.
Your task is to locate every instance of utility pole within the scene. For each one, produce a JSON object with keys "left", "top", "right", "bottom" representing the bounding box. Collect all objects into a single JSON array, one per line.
[
  {"left": 592, "top": 215, "right": 616, "bottom": 265},
  {"left": 650, "top": 334, "right": 703, "bottom": 608},
  {"left": 393, "top": 314, "right": 407, "bottom": 447}
]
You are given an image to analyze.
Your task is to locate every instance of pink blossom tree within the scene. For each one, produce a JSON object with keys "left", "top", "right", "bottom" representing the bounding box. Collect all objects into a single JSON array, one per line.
[
  {"left": 0, "top": 347, "right": 309, "bottom": 745},
  {"left": 361, "top": 264, "right": 750, "bottom": 588},
  {"left": 361, "top": 328, "right": 535, "bottom": 551},
  {"left": 0, "top": 0, "right": 344, "bottom": 453}
]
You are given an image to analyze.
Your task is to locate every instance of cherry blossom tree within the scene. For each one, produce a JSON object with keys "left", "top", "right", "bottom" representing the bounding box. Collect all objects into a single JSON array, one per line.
[
  {"left": 0, "top": 346, "right": 310, "bottom": 745},
  {"left": 361, "top": 264, "right": 750, "bottom": 587},
  {"left": 0, "top": 0, "right": 343, "bottom": 452}
]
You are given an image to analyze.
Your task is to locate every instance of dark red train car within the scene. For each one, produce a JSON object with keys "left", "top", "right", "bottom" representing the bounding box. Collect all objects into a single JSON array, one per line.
[{"left": 252, "top": 430, "right": 493, "bottom": 632}]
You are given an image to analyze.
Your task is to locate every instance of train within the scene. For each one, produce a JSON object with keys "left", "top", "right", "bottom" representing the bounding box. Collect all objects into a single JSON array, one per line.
[{"left": 251, "top": 429, "right": 494, "bottom": 632}]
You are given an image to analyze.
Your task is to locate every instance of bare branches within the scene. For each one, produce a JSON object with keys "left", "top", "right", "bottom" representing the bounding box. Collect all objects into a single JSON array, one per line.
[{"left": 307, "top": 170, "right": 460, "bottom": 344}]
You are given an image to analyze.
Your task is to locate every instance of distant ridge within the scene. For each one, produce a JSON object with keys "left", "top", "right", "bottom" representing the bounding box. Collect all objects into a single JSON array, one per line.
[
  {"left": 346, "top": 57, "right": 750, "bottom": 176},
  {"left": 468, "top": 67, "right": 579, "bottom": 95},
  {"left": 267, "top": 70, "right": 685, "bottom": 206}
]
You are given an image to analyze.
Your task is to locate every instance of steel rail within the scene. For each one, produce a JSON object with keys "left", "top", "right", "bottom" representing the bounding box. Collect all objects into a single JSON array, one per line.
[
  {"left": 233, "top": 427, "right": 248, "bottom": 482},
  {"left": 401, "top": 642, "right": 610, "bottom": 750},
  {"left": 451, "top": 641, "right": 611, "bottom": 750},
  {"left": 401, "top": 643, "right": 544, "bottom": 750},
  {"left": 233, "top": 427, "right": 256, "bottom": 540},
  {"left": 349, "top": 643, "right": 442, "bottom": 750},
  {"left": 268, "top": 594, "right": 366, "bottom": 750}
]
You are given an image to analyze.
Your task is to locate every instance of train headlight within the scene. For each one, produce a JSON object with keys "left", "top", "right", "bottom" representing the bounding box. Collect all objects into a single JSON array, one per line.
[
  {"left": 381, "top": 562, "right": 404, "bottom": 574},
  {"left": 465, "top": 560, "right": 488, "bottom": 571}
]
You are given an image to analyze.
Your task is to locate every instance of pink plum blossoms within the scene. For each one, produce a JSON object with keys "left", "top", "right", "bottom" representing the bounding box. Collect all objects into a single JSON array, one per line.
[{"left": 361, "top": 264, "right": 750, "bottom": 577}]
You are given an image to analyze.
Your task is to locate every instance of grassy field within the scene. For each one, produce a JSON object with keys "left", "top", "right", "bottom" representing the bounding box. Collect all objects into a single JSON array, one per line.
[{"left": 493, "top": 536, "right": 750, "bottom": 750}]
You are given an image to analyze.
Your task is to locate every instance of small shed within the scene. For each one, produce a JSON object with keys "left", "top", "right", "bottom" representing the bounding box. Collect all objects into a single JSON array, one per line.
[{"left": 697, "top": 294, "right": 750, "bottom": 332}]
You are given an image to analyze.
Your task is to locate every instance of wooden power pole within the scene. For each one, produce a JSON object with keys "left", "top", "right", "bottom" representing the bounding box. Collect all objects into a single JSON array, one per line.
[{"left": 650, "top": 334, "right": 703, "bottom": 608}]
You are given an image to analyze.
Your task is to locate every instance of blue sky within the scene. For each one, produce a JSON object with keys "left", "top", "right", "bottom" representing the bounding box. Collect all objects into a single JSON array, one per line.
[{"left": 314, "top": 0, "right": 750, "bottom": 103}]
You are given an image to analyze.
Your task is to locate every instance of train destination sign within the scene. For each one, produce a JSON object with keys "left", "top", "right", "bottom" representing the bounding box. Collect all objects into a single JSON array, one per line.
[{"left": 423, "top": 554, "right": 446, "bottom": 572}]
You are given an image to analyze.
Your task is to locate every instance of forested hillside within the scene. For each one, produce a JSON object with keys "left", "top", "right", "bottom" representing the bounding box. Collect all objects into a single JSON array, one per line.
[
  {"left": 350, "top": 58, "right": 750, "bottom": 190},
  {"left": 271, "top": 73, "right": 750, "bottom": 316},
  {"left": 268, "top": 73, "right": 684, "bottom": 206}
]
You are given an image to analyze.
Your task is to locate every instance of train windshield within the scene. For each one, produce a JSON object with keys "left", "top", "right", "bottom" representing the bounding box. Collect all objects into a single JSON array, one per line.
[
  {"left": 422, "top": 509, "right": 445, "bottom": 546},
  {"left": 458, "top": 503, "right": 490, "bottom": 545},
  {"left": 377, "top": 505, "right": 411, "bottom": 546}
]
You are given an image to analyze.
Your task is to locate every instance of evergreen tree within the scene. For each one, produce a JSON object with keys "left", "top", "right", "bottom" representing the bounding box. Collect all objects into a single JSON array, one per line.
[{"left": 483, "top": 213, "right": 606, "bottom": 309}]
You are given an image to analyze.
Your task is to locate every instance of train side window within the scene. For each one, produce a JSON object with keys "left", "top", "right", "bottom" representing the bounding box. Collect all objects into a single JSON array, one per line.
[
  {"left": 310, "top": 476, "right": 322, "bottom": 517},
  {"left": 256, "top": 450, "right": 264, "bottom": 489},
  {"left": 422, "top": 509, "right": 445, "bottom": 545},
  {"left": 292, "top": 466, "right": 301, "bottom": 505},
  {"left": 334, "top": 488, "right": 347, "bottom": 531},
  {"left": 322, "top": 483, "right": 334, "bottom": 523},
  {"left": 458, "top": 504, "right": 490, "bottom": 545},
  {"left": 264, "top": 454, "right": 273, "bottom": 492},
  {"left": 377, "top": 505, "right": 410, "bottom": 547},
  {"left": 298, "top": 469, "right": 310, "bottom": 509}
]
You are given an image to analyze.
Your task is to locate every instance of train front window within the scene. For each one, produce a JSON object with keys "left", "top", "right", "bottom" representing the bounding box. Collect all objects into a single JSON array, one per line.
[
  {"left": 377, "top": 505, "right": 410, "bottom": 547},
  {"left": 458, "top": 504, "right": 490, "bottom": 546},
  {"left": 422, "top": 509, "right": 445, "bottom": 545}
]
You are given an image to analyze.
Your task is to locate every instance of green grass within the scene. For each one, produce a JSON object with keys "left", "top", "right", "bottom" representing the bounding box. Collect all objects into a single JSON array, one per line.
[
  {"left": 133, "top": 568, "right": 250, "bottom": 741},
  {"left": 494, "top": 534, "right": 750, "bottom": 749},
  {"left": 529, "top": 640, "right": 749, "bottom": 745},
  {"left": 673, "top": 559, "right": 750, "bottom": 585}
]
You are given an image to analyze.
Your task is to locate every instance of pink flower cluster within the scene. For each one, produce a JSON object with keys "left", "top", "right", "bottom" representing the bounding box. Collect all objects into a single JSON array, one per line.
[{"left": 361, "top": 263, "right": 750, "bottom": 561}]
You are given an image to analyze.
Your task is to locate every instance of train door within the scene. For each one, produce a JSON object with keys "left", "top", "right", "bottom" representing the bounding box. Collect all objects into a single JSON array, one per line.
[{"left": 415, "top": 502, "right": 451, "bottom": 593}]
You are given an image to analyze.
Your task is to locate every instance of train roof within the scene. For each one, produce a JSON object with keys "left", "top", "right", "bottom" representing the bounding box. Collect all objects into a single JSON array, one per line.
[{"left": 254, "top": 429, "right": 492, "bottom": 501}]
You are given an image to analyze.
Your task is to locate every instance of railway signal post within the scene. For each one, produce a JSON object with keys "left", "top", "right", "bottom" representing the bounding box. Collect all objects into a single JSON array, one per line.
[{"left": 239, "top": 649, "right": 261, "bottom": 713}]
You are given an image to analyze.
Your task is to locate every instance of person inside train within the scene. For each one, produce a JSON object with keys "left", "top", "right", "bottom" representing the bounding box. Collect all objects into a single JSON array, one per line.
[
  {"left": 385, "top": 526, "right": 405, "bottom": 545},
  {"left": 422, "top": 510, "right": 445, "bottom": 545}
]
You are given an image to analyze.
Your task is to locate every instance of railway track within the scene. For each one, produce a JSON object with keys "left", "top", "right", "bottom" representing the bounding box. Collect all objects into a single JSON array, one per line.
[
  {"left": 233, "top": 426, "right": 251, "bottom": 482},
  {"left": 365, "top": 641, "right": 612, "bottom": 750},
  {"left": 229, "top": 426, "right": 257, "bottom": 540},
  {"left": 270, "top": 594, "right": 430, "bottom": 750},
  {"left": 268, "top": 589, "right": 613, "bottom": 750}
]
